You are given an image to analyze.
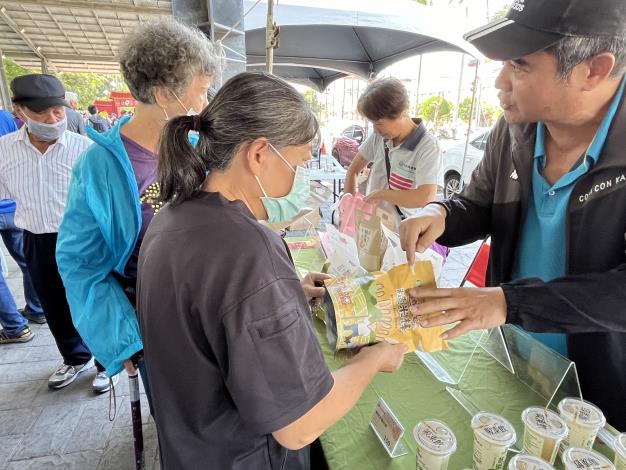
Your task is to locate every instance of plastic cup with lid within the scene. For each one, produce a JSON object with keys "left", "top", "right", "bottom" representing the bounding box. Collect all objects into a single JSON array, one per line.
[
  {"left": 413, "top": 419, "right": 457, "bottom": 470},
  {"left": 471, "top": 412, "right": 517, "bottom": 470},
  {"left": 562, "top": 447, "right": 616, "bottom": 469},
  {"left": 558, "top": 398, "right": 606, "bottom": 451},
  {"left": 521, "top": 407, "right": 568, "bottom": 465},
  {"left": 508, "top": 453, "right": 555, "bottom": 470},
  {"left": 614, "top": 433, "right": 626, "bottom": 470}
]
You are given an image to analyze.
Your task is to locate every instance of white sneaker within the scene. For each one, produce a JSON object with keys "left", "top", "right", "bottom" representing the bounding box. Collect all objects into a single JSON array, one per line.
[
  {"left": 92, "top": 370, "right": 120, "bottom": 394},
  {"left": 48, "top": 358, "right": 95, "bottom": 389}
]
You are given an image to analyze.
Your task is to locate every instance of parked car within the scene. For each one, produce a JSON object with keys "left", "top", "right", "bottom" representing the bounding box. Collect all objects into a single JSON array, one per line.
[
  {"left": 331, "top": 124, "right": 369, "bottom": 167},
  {"left": 438, "top": 128, "right": 490, "bottom": 198}
]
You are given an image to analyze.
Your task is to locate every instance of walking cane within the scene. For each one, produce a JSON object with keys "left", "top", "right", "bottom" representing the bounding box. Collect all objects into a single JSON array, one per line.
[{"left": 128, "top": 370, "right": 146, "bottom": 470}]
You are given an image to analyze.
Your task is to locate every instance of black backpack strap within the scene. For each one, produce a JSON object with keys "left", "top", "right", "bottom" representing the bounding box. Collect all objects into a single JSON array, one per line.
[{"left": 384, "top": 124, "right": 427, "bottom": 221}]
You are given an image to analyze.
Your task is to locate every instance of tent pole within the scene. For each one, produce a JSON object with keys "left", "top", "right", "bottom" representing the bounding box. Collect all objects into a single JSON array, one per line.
[
  {"left": 459, "top": 61, "right": 479, "bottom": 193},
  {"left": 453, "top": 54, "right": 465, "bottom": 131},
  {"left": 265, "top": 0, "right": 275, "bottom": 73}
]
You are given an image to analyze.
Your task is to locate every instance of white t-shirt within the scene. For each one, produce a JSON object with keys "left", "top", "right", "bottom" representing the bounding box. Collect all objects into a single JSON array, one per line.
[{"left": 359, "top": 120, "right": 441, "bottom": 226}]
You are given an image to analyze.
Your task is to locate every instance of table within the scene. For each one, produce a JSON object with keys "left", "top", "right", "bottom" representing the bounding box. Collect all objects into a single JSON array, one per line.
[
  {"left": 309, "top": 156, "right": 347, "bottom": 203},
  {"left": 286, "top": 236, "right": 618, "bottom": 470},
  {"left": 314, "top": 320, "right": 617, "bottom": 470}
]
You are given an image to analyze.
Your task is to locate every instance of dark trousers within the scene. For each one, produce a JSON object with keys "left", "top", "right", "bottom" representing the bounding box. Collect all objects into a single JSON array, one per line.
[{"left": 22, "top": 231, "right": 100, "bottom": 368}]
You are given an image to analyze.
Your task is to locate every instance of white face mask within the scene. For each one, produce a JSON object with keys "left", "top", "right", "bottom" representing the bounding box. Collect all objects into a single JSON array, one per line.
[
  {"left": 23, "top": 110, "right": 67, "bottom": 142},
  {"left": 173, "top": 91, "right": 197, "bottom": 116}
]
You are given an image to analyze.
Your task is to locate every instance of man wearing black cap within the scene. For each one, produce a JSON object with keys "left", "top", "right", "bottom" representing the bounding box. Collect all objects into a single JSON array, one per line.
[
  {"left": 0, "top": 74, "right": 117, "bottom": 392},
  {"left": 400, "top": 0, "right": 626, "bottom": 427}
]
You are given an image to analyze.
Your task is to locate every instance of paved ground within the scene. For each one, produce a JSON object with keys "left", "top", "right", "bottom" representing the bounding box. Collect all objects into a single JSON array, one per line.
[{"left": 0, "top": 198, "right": 479, "bottom": 469}]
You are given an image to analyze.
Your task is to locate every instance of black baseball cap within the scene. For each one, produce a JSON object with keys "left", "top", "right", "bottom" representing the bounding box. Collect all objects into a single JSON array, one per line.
[
  {"left": 11, "top": 74, "right": 69, "bottom": 112},
  {"left": 464, "top": 0, "right": 626, "bottom": 61}
]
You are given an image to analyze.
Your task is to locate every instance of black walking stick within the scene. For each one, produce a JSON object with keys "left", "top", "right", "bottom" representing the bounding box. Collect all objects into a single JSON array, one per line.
[{"left": 128, "top": 370, "right": 145, "bottom": 470}]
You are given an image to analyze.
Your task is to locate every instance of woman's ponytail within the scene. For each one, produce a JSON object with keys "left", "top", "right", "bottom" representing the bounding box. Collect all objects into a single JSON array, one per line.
[{"left": 158, "top": 113, "right": 209, "bottom": 205}]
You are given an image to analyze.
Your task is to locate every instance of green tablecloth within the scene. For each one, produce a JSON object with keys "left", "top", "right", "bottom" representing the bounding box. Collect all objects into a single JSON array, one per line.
[
  {"left": 314, "top": 320, "right": 616, "bottom": 470},
  {"left": 285, "top": 235, "right": 617, "bottom": 469}
]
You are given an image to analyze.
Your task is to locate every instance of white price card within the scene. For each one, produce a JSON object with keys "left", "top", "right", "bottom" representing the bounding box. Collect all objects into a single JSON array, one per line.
[{"left": 370, "top": 398, "right": 408, "bottom": 458}]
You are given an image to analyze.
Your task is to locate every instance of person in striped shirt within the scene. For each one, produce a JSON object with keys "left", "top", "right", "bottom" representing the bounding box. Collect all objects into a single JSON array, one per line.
[
  {"left": 0, "top": 74, "right": 115, "bottom": 392},
  {"left": 343, "top": 78, "right": 442, "bottom": 230}
]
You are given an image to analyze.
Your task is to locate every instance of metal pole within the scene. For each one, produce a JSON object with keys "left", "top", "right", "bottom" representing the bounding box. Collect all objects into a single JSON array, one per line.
[
  {"left": 415, "top": 55, "right": 423, "bottom": 113},
  {"left": 265, "top": 0, "right": 274, "bottom": 73},
  {"left": 459, "top": 62, "right": 480, "bottom": 192},
  {"left": 341, "top": 79, "right": 346, "bottom": 119},
  {"left": 453, "top": 54, "right": 465, "bottom": 128},
  {"left": 0, "top": 51, "right": 12, "bottom": 111},
  {"left": 41, "top": 59, "right": 48, "bottom": 74}
]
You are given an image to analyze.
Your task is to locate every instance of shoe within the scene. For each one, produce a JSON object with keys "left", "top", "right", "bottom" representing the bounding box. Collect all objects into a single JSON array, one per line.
[
  {"left": 19, "top": 308, "right": 47, "bottom": 324},
  {"left": 48, "top": 357, "right": 95, "bottom": 389},
  {"left": 0, "top": 326, "right": 34, "bottom": 344},
  {"left": 92, "top": 370, "right": 120, "bottom": 393}
]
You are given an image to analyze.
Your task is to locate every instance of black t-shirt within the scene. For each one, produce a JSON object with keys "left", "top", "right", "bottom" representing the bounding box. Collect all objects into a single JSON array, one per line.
[{"left": 137, "top": 191, "right": 334, "bottom": 470}]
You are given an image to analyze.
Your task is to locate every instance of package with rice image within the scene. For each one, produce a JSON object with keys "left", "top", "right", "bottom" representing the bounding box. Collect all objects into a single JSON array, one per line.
[{"left": 323, "top": 262, "right": 448, "bottom": 353}]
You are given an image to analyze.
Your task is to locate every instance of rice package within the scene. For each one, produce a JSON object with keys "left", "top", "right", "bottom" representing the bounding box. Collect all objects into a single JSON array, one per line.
[{"left": 323, "top": 262, "right": 448, "bottom": 353}]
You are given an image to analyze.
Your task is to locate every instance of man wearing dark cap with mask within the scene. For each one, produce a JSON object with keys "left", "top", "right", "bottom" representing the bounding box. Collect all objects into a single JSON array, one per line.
[
  {"left": 400, "top": 0, "right": 626, "bottom": 427},
  {"left": 0, "top": 74, "right": 116, "bottom": 392}
]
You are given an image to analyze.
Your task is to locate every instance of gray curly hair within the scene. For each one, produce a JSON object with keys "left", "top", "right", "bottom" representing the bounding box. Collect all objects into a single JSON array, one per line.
[{"left": 118, "top": 19, "right": 220, "bottom": 104}]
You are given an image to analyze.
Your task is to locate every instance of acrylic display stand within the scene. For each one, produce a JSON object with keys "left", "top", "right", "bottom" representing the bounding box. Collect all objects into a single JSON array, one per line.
[{"left": 417, "top": 324, "right": 582, "bottom": 450}]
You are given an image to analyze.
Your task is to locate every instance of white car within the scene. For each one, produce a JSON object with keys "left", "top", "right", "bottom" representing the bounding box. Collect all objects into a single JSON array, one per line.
[{"left": 438, "top": 128, "right": 491, "bottom": 198}]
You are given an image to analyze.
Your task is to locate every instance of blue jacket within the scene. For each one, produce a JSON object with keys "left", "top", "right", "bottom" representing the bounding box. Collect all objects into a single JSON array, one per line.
[{"left": 56, "top": 115, "right": 143, "bottom": 376}]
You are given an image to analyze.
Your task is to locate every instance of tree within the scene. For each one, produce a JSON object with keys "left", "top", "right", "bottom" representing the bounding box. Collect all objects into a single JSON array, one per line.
[
  {"left": 418, "top": 96, "right": 453, "bottom": 130},
  {"left": 458, "top": 96, "right": 474, "bottom": 123},
  {"left": 57, "top": 72, "right": 128, "bottom": 109},
  {"left": 413, "top": 0, "right": 429, "bottom": 5},
  {"left": 2, "top": 57, "right": 129, "bottom": 110},
  {"left": 490, "top": 5, "right": 509, "bottom": 21},
  {"left": 2, "top": 57, "right": 33, "bottom": 87},
  {"left": 479, "top": 102, "right": 502, "bottom": 127},
  {"left": 302, "top": 89, "right": 324, "bottom": 126}
]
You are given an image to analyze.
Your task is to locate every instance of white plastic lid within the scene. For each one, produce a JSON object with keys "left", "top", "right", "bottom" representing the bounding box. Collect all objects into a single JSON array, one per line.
[
  {"left": 522, "top": 407, "right": 568, "bottom": 439},
  {"left": 471, "top": 412, "right": 517, "bottom": 447},
  {"left": 508, "top": 454, "right": 555, "bottom": 470},
  {"left": 615, "top": 433, "right": 626, "bottom": 458},
  {"left": 561, "top": 447, "right": 615, "bottom": 469},
  {"left": 558, "top": 398, "right": 606, "bottom": 429},
  {"left": 413, "top": 420, "right": 457, "bottom": 456}
]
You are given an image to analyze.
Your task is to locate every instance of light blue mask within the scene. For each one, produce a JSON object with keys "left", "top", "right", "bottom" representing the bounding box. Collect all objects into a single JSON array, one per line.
[{"left": 256, "top": 144, "right": 310, "bottom": 224}]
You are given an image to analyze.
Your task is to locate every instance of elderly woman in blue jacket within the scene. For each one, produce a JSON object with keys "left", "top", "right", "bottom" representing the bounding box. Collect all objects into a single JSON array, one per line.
[{"left": 56, "top": 19, "right": 219, "bottom": 395}]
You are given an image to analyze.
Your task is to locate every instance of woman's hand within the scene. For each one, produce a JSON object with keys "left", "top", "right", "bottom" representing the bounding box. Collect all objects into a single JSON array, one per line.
[{"left": 301, "top": 272, "right": 331, "bottom": 300}]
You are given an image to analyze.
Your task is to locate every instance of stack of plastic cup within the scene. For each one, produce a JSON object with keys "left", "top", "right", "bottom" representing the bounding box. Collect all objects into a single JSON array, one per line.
[
  {"left": 508, "top": 454, "right": 555, "bottom": 470},
  {"left": 521, "top": 407, "right": 568, "bottom": 465},
  {"left": 471, "top": 412, "right": 517, "bottom": 470},
  {"left": 413, "top": 419, "right": 457, "bottom": 470},
  {"left": 615, "top": 434, "right": 626, "bottom": 470},
  {"left": 558, "top": 398, "right": 606, "bottom": 452},
  {"left": 561, "top": 447, "right": 616, "bottom": 469}
]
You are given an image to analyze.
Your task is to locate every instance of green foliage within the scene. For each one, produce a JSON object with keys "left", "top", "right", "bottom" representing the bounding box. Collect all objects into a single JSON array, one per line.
[
  {"left": 2, "top": 57, "right": 128, "bottom": 110},
  {"left": 302, "top": 88, "right": 324, "bottom": 126},
  {"left": 458, "top": 96, "right": 474, "bottom": 123},
  {"left": 491, "top": 6, "right": 509, "bottom": 21},
  {"left": 418, "top": 95, "right": 453, "bottom": 129},
  {"left": 2, "top": 57, "right": 33, "bottom": 87},
  {"left": 413, "top": 0, "right": 429, "bottom": 4},
  {"left": 479, "top": 102, "right": 502, "bottom": 126},
  {"left": 57, "top": 72, "right": 128, "bottom": 109}
]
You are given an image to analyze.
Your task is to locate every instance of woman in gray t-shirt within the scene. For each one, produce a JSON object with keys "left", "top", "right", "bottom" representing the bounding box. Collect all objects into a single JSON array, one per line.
[{"left": 138, "top": 72, "right": 407, "bottom": 470}]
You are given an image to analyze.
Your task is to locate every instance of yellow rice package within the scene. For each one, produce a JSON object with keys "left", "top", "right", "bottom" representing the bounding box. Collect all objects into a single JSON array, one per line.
[{"left": 323, "top": 262, "right": 448, "bottom": 353}]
